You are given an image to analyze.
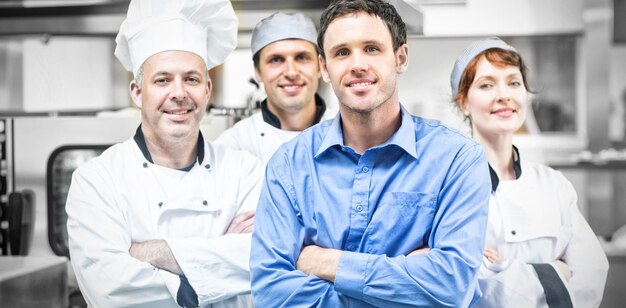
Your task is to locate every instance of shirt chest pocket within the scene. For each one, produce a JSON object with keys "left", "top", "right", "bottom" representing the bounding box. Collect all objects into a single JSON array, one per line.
[{"left": 365, "top": 192, "right": 437, "bottom": 252}]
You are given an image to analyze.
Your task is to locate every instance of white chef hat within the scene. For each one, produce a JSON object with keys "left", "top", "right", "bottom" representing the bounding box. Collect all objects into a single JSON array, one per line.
[
  {"left": 114, "top": 0, "right": 238, "bottom": 76},
  {"left": 251, "top": 12, "right": 318, "bottom": 57},
  {"left": 450, "top": 37, "right": 517, "bottom": 98}
]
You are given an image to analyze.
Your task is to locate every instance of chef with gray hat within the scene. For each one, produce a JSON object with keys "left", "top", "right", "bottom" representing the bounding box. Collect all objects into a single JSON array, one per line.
[
  {"left": 215, "top": 12, "right": 333, "bottom": 166},
  {"left": 66, "top": 0, "right": 262, "bottom": 307}
]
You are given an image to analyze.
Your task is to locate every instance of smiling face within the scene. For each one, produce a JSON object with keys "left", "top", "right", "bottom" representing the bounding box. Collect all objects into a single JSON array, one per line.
[
  {"left": 130, "top": 50, "right": 210, "bottom": 144},
  {"left": 256, "top": 39, "right": 320, "bottom": 113},
  {"left": 460, "top": 55, "right": 528, "bottom": 140},
  {"left": 319, "top": 12, "right": 408, "bottom": 115}
]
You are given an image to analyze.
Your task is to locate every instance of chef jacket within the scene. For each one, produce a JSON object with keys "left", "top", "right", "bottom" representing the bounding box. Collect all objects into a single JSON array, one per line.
[
  {"left": 215, "top": 94, "right": 332, "bottom": 166},
  {"left": 475, "top": 150, "right": 609, "bottom": 308},
  {"left": 66, "top": 128, "right": 263, "bottom": 307}
]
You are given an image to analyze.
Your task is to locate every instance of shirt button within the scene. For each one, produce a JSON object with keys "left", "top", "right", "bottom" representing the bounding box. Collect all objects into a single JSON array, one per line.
[
  {"left": 362, "top": 166, "right": 369, "bottom": 173},
  {"left": 202, "top": 200, "right": 208, "bottom": 206},
  {"left": 511, "top": 230, "right": 516, "bottom": 235},
  {"left": 356, "top": 205, "right": 363, "bottom": 212},
  {"left": 143, "top": 162, "right": 148, "bottom": 168},
  {"left": 158, "top": 202, "right": 163, "bottom": 207}
]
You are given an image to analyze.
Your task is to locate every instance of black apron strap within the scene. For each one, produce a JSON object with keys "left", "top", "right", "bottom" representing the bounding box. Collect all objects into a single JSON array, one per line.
[{"left": 531, "top": 263, "right": 573, "bottom": 308}]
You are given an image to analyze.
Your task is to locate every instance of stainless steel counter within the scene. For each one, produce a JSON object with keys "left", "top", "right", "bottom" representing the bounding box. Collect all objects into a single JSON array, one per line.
[{"left": 0, "top": 256, "right": 68, "bottom": 307}]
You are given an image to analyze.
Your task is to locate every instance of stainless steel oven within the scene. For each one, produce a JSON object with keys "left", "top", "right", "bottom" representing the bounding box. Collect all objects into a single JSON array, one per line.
[{"left": 0, "top": 115, "right": 140, "bottom": 307}]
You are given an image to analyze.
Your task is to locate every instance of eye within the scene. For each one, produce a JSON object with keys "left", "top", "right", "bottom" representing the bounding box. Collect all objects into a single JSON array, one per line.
[
  {"left": 186, "top": 77, "right": 201, "bottom": 84},
  {"left": 268, "top": 56, "right": 283, "bottom": 64},
  {"left": 296, "top": 54, "right": 311, "bottom": 62},
  {"left": 335, "top": 49, "right": 349, "bottom": 57},
  {"left": 154, "top": 77, "right": 168, "bottom": 85},
  {"left": 479, "top": 83, "right": 493, "bottom": 90},
  {"left": 510, "top": 80, "right": 522, "bottom": 87},
  {"left": 365, "top": 46, "right": 379, "bottom": 53}
]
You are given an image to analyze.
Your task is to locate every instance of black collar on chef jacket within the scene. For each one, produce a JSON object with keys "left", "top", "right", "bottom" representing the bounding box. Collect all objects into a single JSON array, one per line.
[
  {"left": 261, "top": 93, "right": 327, "bottom": 129},
  {"left": 489, "top": 145, "right": 522, "bottom": 192},
  {"left": 133, "top": 124, "right": 205, "bottom": 171}
]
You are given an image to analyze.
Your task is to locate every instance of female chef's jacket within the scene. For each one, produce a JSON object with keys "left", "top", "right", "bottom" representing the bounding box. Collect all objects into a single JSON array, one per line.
[{"left": 475, "top": 156, "right": 609, "bottom": 308}]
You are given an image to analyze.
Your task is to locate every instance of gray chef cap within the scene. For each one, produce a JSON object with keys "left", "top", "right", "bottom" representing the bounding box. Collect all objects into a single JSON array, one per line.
[
  {"left": 115, "top": 0, "right": 238, "bottom": 76},
  {"left": 450, "top": 37, "right": 517, "bottom": 98},
  {"left": 251, "top": 12, "right": 318, "bottom": 57}
]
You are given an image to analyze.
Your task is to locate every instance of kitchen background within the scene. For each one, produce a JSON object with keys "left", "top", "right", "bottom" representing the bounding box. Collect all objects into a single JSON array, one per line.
[{"left": 0, "top": 0, "right": 625, "bottom": 307}]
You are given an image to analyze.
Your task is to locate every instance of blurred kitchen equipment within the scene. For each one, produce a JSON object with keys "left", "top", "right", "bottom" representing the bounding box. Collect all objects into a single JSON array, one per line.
[
  {"left": 7, "top": 190, "right": 34, "bottom": 255},
  {"left": 0, "top": 256, "right": 68, "bottom": 308}
]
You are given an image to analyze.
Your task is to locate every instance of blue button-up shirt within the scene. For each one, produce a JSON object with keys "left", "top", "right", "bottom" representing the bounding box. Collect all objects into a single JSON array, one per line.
[{"left": 251, "top": 107, "right": 491, "bottom": 307}]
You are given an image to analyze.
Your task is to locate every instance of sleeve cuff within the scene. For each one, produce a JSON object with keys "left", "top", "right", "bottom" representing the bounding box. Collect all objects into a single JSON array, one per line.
[
  {"left": 177, "top": 276, "right": 199, "bottom": 307},
  {"left": 158, "top": 269, "right": 182, "bottom": 301},
  {"left": 334, "top": 251, "right": 370, "bottom": 300}
]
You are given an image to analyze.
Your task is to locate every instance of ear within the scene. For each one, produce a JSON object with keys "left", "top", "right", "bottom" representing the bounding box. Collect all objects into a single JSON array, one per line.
[
  {"left": 206, "top": 74, "right": 212, "bottom": 98},
  {"left": 129, "top": 80, "right": 142, "bottom": 108},
  {"left": 319, "top": 54, "right": 330, "bottom": 83},
  {"left": 254, "top": 67, "right": 262, "bottom": 84},
  {"left": 395, "top": 44, "right": 409, "bottom": 74},
  {"left": 457, "top": 97, "right": 471, "bottom": 117}
]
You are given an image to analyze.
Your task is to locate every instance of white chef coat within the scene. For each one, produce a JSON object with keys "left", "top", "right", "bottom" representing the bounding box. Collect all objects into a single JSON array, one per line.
[
  {"left": 215, "top": 96, "right": 334, "bottom": 166},
  {"left": 475, "top": 159, "right": 609, "bottom": 308},
  {"left": 66, "top": 133, "right": 262, "bottom": 307}
]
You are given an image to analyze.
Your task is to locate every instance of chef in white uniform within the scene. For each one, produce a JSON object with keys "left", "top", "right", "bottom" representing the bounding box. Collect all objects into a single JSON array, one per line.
[
  {"left": 66, "top": 0, "right": 262, "bottom": 307},
  {"left": 215, "top": 12, "right": 333, "bottom": 166},
  {"left": 450, "top": 37, "right": 609, "bottom": 308}
]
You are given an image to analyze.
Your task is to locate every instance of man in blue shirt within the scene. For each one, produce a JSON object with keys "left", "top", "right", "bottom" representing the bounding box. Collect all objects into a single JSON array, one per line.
[{"left": 250, "top": 0, "right": 491, "bottom": 306}]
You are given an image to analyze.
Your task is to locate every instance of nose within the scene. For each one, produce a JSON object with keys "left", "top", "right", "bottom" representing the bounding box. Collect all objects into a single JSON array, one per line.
[
  {"left": 350, "top": 52, "right": 368, "bottom": 74},
  {"left": 284, "top": 59, "right": 298, "bottom": 80},
  {"left": 495, "top": 86, "right": 511, "bottom": 103},
  {"left": 169, "top": 78, "right": 187, "bottom": 101}
]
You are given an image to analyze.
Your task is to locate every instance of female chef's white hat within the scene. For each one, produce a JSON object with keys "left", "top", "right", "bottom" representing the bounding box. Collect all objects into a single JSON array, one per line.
[
  {"left": 450, "top": 36, "right": 516, "bottom": 98},
  {"left": 251, "top": 12, "right": 318, "bottom": 57},
  {"left": 114, "top": 0, "right": 238, "bottom": 76}
]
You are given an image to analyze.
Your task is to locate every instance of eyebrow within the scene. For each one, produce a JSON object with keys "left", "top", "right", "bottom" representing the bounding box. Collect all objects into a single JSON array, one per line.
[
  {"left": 328, "top": 40, "right": 385, "bottom": 52},
  {"left": 151, "top": 70, "right": 203, "bottom": 77}
]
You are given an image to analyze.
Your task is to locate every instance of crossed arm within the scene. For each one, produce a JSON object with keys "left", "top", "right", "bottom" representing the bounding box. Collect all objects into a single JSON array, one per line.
[
  {"left": 296, "top": 246, "right": 431, "bottom": 283},
  {"left": 129, "top": 210, "right": 256, "bottom": 275}
]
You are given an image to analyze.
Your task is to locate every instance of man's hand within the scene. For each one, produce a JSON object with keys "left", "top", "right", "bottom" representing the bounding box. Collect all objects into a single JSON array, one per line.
[
  {"left": 226, "top": 210, "right": 255, "bottom": 234},
  {"left": 554, "top": 260, "right": 572, "bottom": 281},
  {"left": 296, "top": 245, "right": 343, "bottom": 283},
  {"left": 129, "top": 239, "right": 183, "bottom": 275}
]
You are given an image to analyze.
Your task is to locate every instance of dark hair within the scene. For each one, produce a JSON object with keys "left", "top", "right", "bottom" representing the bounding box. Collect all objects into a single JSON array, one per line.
[
  {"left": 252, "top": 51, "right": 261, "bottom": 70},
  {"left": 454, "top": 48, "right": 533, "bottom": 106},
  {"left": 317, "top": 0, "right": 406, "bottom": 58}
]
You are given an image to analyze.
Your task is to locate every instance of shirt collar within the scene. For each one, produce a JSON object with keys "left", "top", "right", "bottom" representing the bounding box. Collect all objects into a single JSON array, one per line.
[
  {"left": 261, "top": 93, "right": 327, "bottom": 129},
  {"left": 489, "top": 145, "right": 522, "bottom": 192},
  {"left": 315, "top": 105, "right": 418, "bottom": 159},
  {"left": 133, "top": 124, "right": 205, "bottom": 166}
]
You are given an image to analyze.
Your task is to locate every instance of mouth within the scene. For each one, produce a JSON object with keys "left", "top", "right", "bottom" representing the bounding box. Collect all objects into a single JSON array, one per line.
[
  {"left": 491, "top": 108, "right": 515, "bottom": 117},
  {"left": 279, "top": 84, "right": 305, "bottom": 94},
  {"left": 166, "top": 109, "right": 192, "bottom": 115},
  {"left": 163, "top": 106, "right": 195, "bottom": 121},
  {"left": 346, "top": 79, "right": 376, "bottom": 90}
]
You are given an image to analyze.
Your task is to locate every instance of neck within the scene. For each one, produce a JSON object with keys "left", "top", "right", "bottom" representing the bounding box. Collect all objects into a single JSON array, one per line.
[
  {"left": 341, "top": 101, "right": 401, "bottom": 154},
  {"left": 143, "top": 129, "right": 198, "bottom": 169},
  {"left": 475, "top": 132, "right": 515, "bottom": 181},
  {"left": 268, "top": 97, "right": 318, "bottom": 131}
]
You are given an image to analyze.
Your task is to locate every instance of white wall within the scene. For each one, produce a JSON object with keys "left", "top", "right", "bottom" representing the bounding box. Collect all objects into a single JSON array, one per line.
[
  {"left": 418, "top": 0, "right": 583, "bottom": 36},
  {"left": 22, "top": 37, "right": 129, "bottom": 112}
]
